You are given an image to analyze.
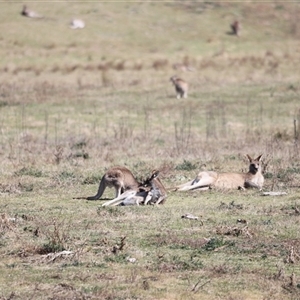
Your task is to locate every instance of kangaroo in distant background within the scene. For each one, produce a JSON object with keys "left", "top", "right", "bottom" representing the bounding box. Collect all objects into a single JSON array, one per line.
[
  {"left": 102, "top": 170, "right": 167, "bottom": 206},
  {"left": 21, "top": 5, "right": 43, "bottom": 18},
  {"left": 70, "top": 19, "right": 85, "bottom": 29},
  {"left": 74, "top": 166, "right": 140, "bottom": 200},
  {"left": 230, "top": 20, "right": 240, "bottom": 37},
  {"left": 170, "top": 76, "right": 188, "bottom": 99},
  {"left": 177, "top": 154, "right": 264, "bottom": 191}
]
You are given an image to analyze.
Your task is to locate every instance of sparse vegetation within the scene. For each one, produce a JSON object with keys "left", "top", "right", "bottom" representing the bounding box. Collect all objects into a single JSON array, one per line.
[{"left": 0, "top": 2, "right": 300, "bottom": 300}]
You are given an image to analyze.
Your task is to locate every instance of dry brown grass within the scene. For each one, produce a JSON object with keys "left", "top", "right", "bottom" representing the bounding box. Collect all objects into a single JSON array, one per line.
[{"left": 0, "top": 2, "right": 300, "bottom": 299}]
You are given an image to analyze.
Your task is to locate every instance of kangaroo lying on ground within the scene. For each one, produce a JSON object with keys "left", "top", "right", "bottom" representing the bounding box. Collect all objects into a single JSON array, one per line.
[
  {"left": 74, "top": 166, "right": 141, "bottom": 200},
  {"left": 102, "top": 170, "right": 167, "bottom": 206},
  {"left": 21, "top": 5, "right": 43, "bottom": 18},
  {"left": 177, "top": 154, "right": 264, "bottom": 191},
  {"left": 70, "top": 19, "right": 85, "bottom": 29}
]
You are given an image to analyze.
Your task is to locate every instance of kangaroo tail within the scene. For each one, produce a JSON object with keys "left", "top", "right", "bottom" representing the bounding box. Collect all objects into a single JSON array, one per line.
[{"left": 86, "top": 175, "right": 106, "bottom": 200}]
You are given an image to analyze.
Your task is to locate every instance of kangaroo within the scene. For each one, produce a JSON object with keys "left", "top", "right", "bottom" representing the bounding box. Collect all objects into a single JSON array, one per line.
[
  {"left": 81, "top": 166, "right": 140, "bottom": 200},
  {"left": 101, "top": 189, "right": 147, "bottom": 206},
  {"left": 177, "top": 154, "right": 264, "bottom": 192},
  {"left": 21, "top": 5, "right": 43, "bottom": 18},
  {"left": 230, "top": 20, "right": 240, "bottom": 37},
  {"left": 70, "top": 19, "right": 85, "bottom": 29},
  {"left": 144, "top": 170, "right": 168, "bottom": 205},
  {"left": 102, "top": 170, "right": 167, "bottom": 206},
  {"left": 170, "top": 76, "right": 188, "bottom": 99}
]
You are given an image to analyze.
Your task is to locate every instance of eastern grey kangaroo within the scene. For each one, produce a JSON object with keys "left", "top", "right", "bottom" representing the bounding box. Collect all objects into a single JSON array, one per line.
[
  {"left": 170, "top": 76, "right": 188, "bottom": 99},
  {"left": 21, "top": 5, "right": 43, "bottom": 18},
  {"left": 177, "top": 155, "right": 264, "bottom": 191},
  {"left": 102, "top": 170, "right": 167, "bottom": 206},
  {"left": 84, "top": 166, "right": 140, "bottom": 200},
  {"left": 230, "top": 20, "right": 240, "bottom": 36}
]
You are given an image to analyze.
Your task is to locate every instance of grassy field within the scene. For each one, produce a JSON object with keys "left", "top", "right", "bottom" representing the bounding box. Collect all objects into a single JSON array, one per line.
[{"left": 0, "top": 2, "right": 300, "bottom": 299}]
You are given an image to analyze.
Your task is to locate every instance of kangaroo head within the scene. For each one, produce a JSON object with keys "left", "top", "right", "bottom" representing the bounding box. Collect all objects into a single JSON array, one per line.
[
  {"left": 170, "top": 75, "right": 178, "bottom": 83},
  {"left": 151, "top": 169, "right": 160, "bottom": 179},
  {"left": 142, "top": 170, "right": 160, "bottom": 186},
  {"left": 247, "top": 154, "right": 263, "bottom": 174},
  {"left": 144, "top": 170, "right": 159, "bottom": 184},
  {"left": 147, "top": 170, "right": 160, "bottom": 182}
]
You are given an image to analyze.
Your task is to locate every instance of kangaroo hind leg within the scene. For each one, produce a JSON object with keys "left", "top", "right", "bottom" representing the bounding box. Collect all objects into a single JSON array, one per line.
[{"left": 178, "top": 172, "right": 216, "bottom": 191}]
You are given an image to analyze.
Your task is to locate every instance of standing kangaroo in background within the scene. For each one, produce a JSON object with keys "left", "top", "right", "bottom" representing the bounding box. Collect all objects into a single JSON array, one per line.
[
  {"left": 84, "top": 166, "right": 140, "bottom": 200},
  {"left": 230, "top": 20, "right": 240, "bottom": 37},
  {"left": 177, "top": 154, "right": 264, "bottom": 191},
  {"left": 170, "top": 76, "right": 188, "bottom": 99},
  {"left": 102, "top": 170, "right": 167, "bottom": 206}
]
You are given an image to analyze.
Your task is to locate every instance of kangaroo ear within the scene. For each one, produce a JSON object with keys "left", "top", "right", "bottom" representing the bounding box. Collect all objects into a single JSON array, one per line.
[
  {"left": 151, "top": 170, "right": 160, "bottom": 178},
  {"left": 246, "top": 154, "right": 252, "bottom": 162},
  {"left": 255, "top": 154, "right": 263, "bottom": 161}
]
